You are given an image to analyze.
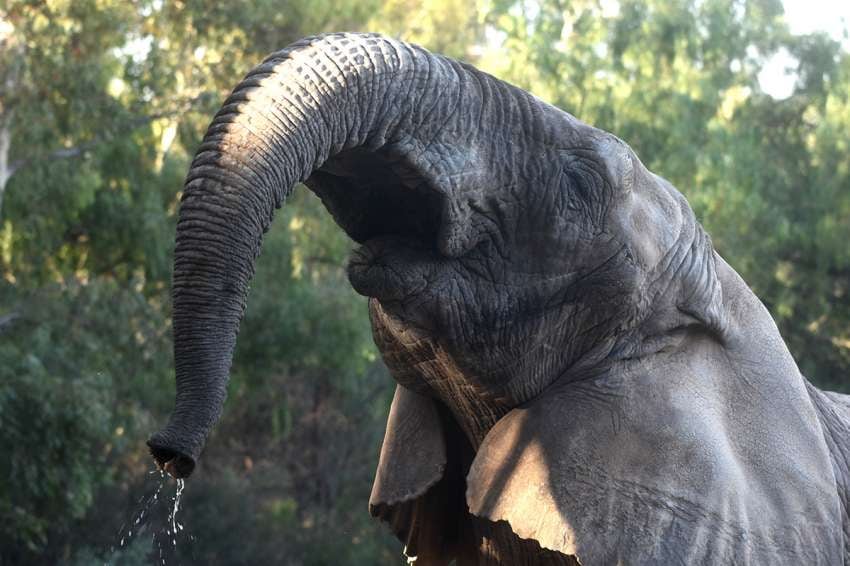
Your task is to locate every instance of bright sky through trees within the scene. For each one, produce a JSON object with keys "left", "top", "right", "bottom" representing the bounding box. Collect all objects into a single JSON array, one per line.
[
  {"left": 759, "top": 0, "right": 849, "bottom": 97},
  {"left": 784, "top": 0, "right": 849, "bottom": 42}
]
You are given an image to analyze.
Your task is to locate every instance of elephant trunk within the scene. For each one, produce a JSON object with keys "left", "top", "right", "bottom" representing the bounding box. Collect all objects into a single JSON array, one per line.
[
  {"left": 147, "top": 33, "right": 570, "bottom": 477},
  {"left": 148, "top": 34, "right": 579, "bottom": 477}
]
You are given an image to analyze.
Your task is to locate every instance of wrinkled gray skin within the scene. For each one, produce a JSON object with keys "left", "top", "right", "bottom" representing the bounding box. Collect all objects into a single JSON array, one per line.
[{"left": 148, "top": 33, "right": 850, "bottom": 565}]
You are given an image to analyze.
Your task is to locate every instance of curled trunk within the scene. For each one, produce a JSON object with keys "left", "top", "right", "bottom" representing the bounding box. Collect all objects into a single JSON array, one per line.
[{"left": 148, "top": 32, "right": 569, "bottom": 475}]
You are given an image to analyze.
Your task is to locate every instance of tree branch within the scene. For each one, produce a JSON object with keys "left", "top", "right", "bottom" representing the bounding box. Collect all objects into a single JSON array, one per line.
[
  {"left": 6, "top": 94, "right": 210, "bottom": 180},
  {"left": 8, "top": 141, "right": 94, "bottom": 178},
  {"left": 0, "top": 310, "right": 20, "bottom": 332}
]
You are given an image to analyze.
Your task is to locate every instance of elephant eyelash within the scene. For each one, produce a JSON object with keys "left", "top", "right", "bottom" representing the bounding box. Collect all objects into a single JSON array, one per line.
[{"left": 565, "top": 197, "right": 582, "bottom": 212}]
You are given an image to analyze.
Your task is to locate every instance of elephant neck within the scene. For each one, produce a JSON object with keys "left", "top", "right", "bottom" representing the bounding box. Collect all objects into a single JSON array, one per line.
[{"left": 369, "top": 300, "right": 511, "bottom": 448}]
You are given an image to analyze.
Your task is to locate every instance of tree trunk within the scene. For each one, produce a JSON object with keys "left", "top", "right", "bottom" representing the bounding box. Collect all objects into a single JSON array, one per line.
[{"left": 0, "top": 110, "right": 11, "bottom": 216}]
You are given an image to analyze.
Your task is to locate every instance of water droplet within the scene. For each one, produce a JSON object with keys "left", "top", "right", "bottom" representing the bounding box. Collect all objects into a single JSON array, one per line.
[{"left": 114, "top": 468, "right": 192, "bottom": 565}]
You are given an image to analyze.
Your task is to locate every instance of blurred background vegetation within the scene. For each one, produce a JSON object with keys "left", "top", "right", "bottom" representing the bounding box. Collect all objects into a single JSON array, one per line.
[{"left": 0, "top": 0, "right": 847, "bottom": 563}]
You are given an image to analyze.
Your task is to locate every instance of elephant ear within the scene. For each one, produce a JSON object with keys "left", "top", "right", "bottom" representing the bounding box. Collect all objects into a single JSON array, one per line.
[
  {"left": 370, "top": 385, "right": 466, "bottom": 565},
  {"left": 465, "top": 384, "right": 620, "bottom": 564},
  {"left": 370, "top": 385, "right": 446, "bottom": 507},
  {"left": 465, "top": 375, "right": 843, "bottom": 565}
]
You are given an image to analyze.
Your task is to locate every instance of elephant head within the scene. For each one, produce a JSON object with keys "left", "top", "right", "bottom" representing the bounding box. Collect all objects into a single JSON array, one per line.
[{"left": 149, "top": 33, "right": 846, "bottom": 564}]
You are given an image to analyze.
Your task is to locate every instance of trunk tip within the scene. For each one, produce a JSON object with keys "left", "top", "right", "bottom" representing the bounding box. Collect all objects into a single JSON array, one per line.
[{"left": 147, "top": 437, "right": 196, "bottom": 479}]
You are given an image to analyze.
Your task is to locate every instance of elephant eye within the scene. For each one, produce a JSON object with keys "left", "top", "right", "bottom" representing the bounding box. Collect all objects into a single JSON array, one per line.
[
  {"left": 566, "top": 195, "right": 582, "bottom": 212},
  {"left": 557, "top": 167, "right": 587, "bottom": 214}
]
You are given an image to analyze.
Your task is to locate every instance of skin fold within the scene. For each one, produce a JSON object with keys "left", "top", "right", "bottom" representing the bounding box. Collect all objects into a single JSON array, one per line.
[{"left": 148, "top": 33, "right": 850, "bottom": 565}]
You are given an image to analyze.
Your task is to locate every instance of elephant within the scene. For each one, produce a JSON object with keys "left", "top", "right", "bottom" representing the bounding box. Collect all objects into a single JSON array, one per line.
[{"left": 147, "top": 33, "right": 850, "bottom": 565}]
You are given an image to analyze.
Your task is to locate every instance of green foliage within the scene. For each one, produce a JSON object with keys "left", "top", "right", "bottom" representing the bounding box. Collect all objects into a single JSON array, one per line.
[
  {"left": 0, "top": 0, "right": 848, "bottom": 564},
  {"left": 0, "top": 279, "right": 173, "bottom": 560},
  {"left": 0, "top": 368, "right": 110, "bottom": 553},
  {"left": 369, "top": 0, "right": 486, "bottom": 59}
]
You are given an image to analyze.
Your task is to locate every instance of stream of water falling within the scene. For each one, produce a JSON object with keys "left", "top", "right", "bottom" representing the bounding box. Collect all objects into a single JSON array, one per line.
[{"left": 110, "top": 469, "right": 193, "bottom": 565}]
